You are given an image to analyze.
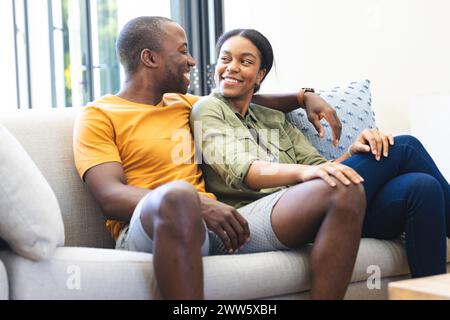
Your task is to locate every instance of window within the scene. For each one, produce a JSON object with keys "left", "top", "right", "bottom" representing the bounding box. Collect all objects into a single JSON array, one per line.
[
  {"left": 0, "top": 0, "right": 222, "bottom": 110},
  {"left": 0, "top": 1, "right": 20, "bottom": 111},
  {"left": 173, "top": 0, "right": 223, "bottom": 96},
  {"left": 66, "top": 0, "right": 171, "bottom": 107}
]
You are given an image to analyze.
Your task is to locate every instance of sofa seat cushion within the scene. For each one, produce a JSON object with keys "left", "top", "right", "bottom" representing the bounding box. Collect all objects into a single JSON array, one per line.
[
  {"left": 2, "top": 238, "right": 449, "bottom": 300},
  {"left": 0, "top": 124, "right": 65, "bottom": 260},
  {"left": 0, "top": 260, "right": 7, "bottom": 300}
]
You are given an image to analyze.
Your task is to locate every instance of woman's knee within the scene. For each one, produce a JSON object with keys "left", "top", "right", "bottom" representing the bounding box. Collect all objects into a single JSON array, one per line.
[
  {"left": 400, "top": 173, "right": 445, "bottom": 229},
  {"left": 302, "top": 179, "right": 366, "bottom": 218},
  {"left": 395, "top": 134, "right": 423, "bottom": 149},
  {"left": 407, "top": 172, "right": 442, "bottom": 196},
  {"left": 331, "top": 181, "right": 366, "bottom": 220},
  {"left": 309, "top": 179, "right": 366, "bottom": 211}
]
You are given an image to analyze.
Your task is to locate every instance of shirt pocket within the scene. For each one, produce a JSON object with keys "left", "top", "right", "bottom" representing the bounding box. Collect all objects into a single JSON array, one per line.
[
  {"left": 267, "top": 137, "right": 296, "bottom": 164},
  {"left": 236, "top": 136, "right": 259, "bottom": 158}
]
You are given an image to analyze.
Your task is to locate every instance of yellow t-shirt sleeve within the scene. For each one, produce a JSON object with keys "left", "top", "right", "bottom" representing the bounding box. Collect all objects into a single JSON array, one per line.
[
  {"left": 73, "top": 107, "right": 122, "bottom": 180},
  {"left": 184, "top": 94, "right": 200, "bottom": 106}
]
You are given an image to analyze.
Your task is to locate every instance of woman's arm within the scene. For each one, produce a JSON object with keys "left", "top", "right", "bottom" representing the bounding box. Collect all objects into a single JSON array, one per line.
[
  {"left": 245, "top": 160, "right": 364, "bottom": 190},
  {"left": 252, "top": 90, "right": 317, "bottom": 112},
  {"left": 253, "top": 91, "right": 342, "bottom": 146},
  {"left": 244, "top": 161, "right": 305, "bottom": 189},
  {"left": 252, "top": 93, "right": 300, "bottom": 112},
  {"left": 244, "top": 117, "right": 362, "bottom": 190}
]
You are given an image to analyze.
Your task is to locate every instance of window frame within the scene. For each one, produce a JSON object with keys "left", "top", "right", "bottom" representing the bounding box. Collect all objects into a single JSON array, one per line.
[
  {"left": 6, "top": 0, "right": 224, "bottom": 109},
  {"left": 172, "top": 0, "right": 224, "bottom": 96}
]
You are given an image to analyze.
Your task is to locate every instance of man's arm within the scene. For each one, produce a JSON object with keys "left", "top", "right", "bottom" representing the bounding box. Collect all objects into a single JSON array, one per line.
[
  {"left": 84, "top": 162, "right": 150, "bottom": 222},
  {"left": 253, "top": 91, "right": 342, "bottom": 146},
  {"left": 84, "top": 161, "right": 251, "bottom": 253}
]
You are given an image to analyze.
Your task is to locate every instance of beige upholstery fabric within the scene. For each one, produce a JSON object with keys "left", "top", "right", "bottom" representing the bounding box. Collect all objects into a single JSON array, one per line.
[
  {"left": 0, "top": 110, "right": 114, "bottom": 249},
  {"left": 267, "top": 275, "right": 413, "bottom": 300},
  {"left": 0, "top": 125, "right": 64, "bottom": 260},
  {"left": 1, "top": 240, "right": 449, "bottom": 300}
]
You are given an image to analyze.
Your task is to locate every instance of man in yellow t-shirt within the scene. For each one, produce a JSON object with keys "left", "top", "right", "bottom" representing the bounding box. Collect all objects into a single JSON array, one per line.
[
  {"left": 74, "top": 93, "right": 213, "bottom": 241},
  {"left": 73, "top": 16, "right": 341, "bottom": 300}
]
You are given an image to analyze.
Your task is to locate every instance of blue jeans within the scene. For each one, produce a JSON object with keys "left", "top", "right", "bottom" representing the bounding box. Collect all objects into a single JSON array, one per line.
[{"left": 343, "top": 135, "right": 449, "bottom": 278}]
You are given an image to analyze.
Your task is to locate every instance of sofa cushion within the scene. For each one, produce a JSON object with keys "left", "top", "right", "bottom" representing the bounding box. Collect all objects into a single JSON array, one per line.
[
  {"left": 1, "top": 239, "right": 449, "bottom": 300},
  {"left": 287, "top": 79, "right": 377, "bottom": 160},
  {"left": 0, "top": 125, "right": 65, "bottom": 261},
  {"left": 0, "top": 259, "right": 7, "bottom": 300}
]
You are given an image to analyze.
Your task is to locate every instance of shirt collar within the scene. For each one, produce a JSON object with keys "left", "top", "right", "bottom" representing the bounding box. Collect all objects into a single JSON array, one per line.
[{"left": 211, "top": 89, "right": 258, "bottom": 122}]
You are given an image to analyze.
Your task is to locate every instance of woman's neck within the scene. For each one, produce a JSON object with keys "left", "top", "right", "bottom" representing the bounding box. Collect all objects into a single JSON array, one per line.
[{"left": 227, "top": 94, "right": 253, "bottom": 117}]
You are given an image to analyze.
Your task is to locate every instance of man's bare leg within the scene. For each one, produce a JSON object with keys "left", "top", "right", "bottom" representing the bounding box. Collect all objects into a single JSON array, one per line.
[{"left": 139, "top": 181, "right": 205, "bottom": 299}]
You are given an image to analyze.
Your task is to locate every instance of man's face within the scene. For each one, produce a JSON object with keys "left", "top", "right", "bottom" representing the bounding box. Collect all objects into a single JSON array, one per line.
[{"left": 158, "top": 22, "right": 196, "bottom": 94}]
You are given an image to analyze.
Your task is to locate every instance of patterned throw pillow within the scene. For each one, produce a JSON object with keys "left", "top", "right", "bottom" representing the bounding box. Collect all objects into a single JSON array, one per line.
[{"left": 286, "top": 79, "right": 377, "bottom": 160}]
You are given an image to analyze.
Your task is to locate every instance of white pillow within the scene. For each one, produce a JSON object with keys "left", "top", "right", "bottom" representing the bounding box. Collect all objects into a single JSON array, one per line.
[{"left": 0, "top": 125, "right": 64, "bottom": 260}]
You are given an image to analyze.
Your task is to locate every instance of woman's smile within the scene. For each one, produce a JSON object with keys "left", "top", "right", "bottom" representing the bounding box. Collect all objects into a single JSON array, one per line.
[{"left": 222, "top": 76, "right": 244, "bottom": 86}]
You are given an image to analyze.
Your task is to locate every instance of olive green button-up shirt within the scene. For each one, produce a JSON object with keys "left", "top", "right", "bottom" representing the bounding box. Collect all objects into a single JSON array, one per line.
[{"left": 190, "top": 91, "right": 327, "bottom": 208}]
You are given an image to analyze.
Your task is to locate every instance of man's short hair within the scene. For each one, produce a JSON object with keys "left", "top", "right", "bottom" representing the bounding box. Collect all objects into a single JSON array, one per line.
[{"left": 116, "top": 16, "right": 173, "bottom": 75}]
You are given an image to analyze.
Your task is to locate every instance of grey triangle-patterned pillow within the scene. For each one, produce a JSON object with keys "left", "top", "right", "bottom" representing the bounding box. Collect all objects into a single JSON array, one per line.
[{"left": 287, "top": 79, "right": 377, "bottom": 160}]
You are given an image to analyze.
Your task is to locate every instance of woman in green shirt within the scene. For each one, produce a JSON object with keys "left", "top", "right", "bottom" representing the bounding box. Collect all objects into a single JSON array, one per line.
[
  {"left": 191, "top": 29, "right": 449, "bottom": 299},
  {"left": 191, "top": 29, "right": 366, "bottom": 300}
]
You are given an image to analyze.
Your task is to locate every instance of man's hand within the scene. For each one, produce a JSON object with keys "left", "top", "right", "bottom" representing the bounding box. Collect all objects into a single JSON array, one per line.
[
  {"left": 304, "top": 93, "right": 342, "bottom": 146},
  {"left": 349, "top": 128, "right": 394, "bottom": 161},
  {"left": 199, "top": 196, "right": 250, "bottom": 253}
]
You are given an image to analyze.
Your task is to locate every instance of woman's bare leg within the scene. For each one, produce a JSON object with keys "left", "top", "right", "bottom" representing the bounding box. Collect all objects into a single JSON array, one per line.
[{"left": 272, "top": 179, "right": 366, "bottom": 299}]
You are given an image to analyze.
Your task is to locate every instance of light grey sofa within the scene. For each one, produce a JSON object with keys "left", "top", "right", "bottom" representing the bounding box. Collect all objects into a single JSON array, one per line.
[
  {"left": 0, "top": 108, "right": 448, "bottom": 300},
  {"left": 0, "top": 260, "right": 7, "bottom": 300}
]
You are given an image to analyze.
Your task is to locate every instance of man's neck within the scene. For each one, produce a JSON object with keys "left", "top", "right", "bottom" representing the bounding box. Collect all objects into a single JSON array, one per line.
[{"left": 117, "top": 77, "right": 163, "bottom": 106}]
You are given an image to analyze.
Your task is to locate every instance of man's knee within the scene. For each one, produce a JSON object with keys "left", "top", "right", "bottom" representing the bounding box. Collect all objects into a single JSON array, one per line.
[
  {"left": 140, "top": 181, "right": 202, "bottom": 235},
  {"left": 157, "top": 181, "right": 199, "bottom": 209}
]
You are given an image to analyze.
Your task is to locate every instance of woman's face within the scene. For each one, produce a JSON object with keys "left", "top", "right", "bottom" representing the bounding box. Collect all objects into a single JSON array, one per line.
[{"left": 215, "top": 36, "right": 266, "bottom": 101}]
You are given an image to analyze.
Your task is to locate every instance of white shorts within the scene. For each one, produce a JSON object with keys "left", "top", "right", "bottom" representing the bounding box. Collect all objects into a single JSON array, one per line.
[
  {"left": 115, "top": 188, "right": 289, "bottom": 256},
  {"left": 115, "top": 192, "right": 211, "bottom": 256}
]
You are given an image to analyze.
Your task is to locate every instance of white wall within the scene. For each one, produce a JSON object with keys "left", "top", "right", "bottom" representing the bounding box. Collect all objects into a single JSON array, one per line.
[
  {"left": 224, "top": 0, "right": 450, "bottom": 134},
  {"left": 411, "top": 95, "right": 450, "bottom": 180}
]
